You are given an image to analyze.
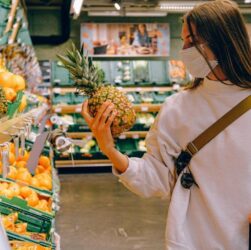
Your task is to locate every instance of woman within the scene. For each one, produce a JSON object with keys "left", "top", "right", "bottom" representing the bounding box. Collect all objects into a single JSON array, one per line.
[
  {"left": 132, "top": 24, "right": 151, "bottom": 47},
  {"left": 82, "top": 0, "right": 251, "bottom": 249}
]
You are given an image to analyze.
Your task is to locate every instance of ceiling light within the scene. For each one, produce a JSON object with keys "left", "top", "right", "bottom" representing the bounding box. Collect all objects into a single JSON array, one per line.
[
  {"left": 70, "top": 0, "right": 85, "bottom": 19},
  {"left": 114, "top": 2, "right": 121, "bottom": 10},
  {"left": 245, "top": 0, "right": 251, "bottom": 3},
  {"left": 159, "top": 1, "right": 202, "bottom": 12}
]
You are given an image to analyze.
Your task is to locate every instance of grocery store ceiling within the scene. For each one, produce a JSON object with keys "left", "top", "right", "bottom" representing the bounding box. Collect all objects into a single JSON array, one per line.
[{"left": 25, "top": 0, "right": 251, "bottom": 12}]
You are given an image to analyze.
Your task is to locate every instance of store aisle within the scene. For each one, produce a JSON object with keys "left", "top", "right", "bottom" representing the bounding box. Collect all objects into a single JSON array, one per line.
[{"left": 56, "top": 173, "right": 167, "bottom": 250}]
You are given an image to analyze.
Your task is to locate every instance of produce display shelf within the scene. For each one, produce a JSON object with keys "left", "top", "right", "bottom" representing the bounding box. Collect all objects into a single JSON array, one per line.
[
  {"left": 67, "top": 131, "right": 148, "bottom": 139},
  {"left": 52, "top": 104, "right": 161, "bottom": 114},
  {"left": 55, "top": 159, "right": 112, "bottom": 168},
  {"left": 52, "top": 86, "right": 174, "bottom": 94}
]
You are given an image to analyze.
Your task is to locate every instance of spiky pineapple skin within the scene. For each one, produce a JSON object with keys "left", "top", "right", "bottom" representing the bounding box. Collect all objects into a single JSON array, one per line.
[
  {"left": 0, "top": 87, "right": 8, "bottom": 117},
  {"left": 88, "top": 85, "right": 136, "bottom": 137},
  {"left": 57, "top": 43, "right": 136, "bottom": 137}
]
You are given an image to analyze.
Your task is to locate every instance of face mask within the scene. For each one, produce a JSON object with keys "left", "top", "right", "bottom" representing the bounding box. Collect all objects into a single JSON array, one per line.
[{"left": 179, "top": 46, "right": 218, "bottom": 78}]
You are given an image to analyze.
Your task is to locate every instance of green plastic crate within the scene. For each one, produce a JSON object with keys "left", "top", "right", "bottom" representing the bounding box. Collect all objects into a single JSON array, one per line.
[
  {"left": 7, "top": 231, "right": 55, "bottom": 249},
  {"left": 0, "top": 196, "right": 54, "bottom": 238}
]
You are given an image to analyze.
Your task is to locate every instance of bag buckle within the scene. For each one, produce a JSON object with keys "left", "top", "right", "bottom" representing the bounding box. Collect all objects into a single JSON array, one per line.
[
  {"left": 175, "top": 150, "right": 192, "bottom": 175},
  {"left": 175, "top": 150, "right": 198, "bottom": 189}
]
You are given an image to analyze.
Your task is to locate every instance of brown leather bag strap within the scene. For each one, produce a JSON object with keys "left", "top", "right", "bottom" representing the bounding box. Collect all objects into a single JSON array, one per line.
[{"left": 186, "top": 95, "right": 251, "bottom": 156}]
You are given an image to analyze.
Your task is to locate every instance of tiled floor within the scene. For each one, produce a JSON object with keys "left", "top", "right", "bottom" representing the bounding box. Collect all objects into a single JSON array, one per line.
[{"left": 56, "top": 173, "right": 167, "bottom": 250}]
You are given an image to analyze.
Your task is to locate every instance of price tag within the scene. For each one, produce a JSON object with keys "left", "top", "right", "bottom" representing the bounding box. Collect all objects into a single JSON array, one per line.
[
  {"left": 75, "top": 107, "right": 82, "bottom": 113},
  {"left": 119, "top": 134, "right": 126, "bottom": 139},
  {"left": 27, "top": 131, "right": 49, "bottom": 175},
  {"left": 42, "top": 62, "right": 50, "bottom": 67},
  {"left": 20, "top": 131, "right": 25, "bottom": 157},
  {"left": 153, "top": 87, "right": 160, "bottom": 92},
  {"left": 55, "top": 107, "right": 62, "bottom": 113},
  {"left": 141, "top": 106, "right": 149, "bottom": 112},
  {"left": 132, "top": 134, "right": 139, "bottom": 139},
  {"left": 116, "top": 87, "right": 123, "bottom": 91},
  {"left": 14, "top": 136, "right": 19, "bottom": 159},
  {"left": 54, "top": 232, "right": 61, "bottom": 250},
  {"left": 54, "top": 88, "right": 61, "bottom": 94},
  {"left": 173, "top": 84, "right": 181, "bottom": 91},
  {"left": 136, "top": 87, "right": 142, "bottom": 92},
  {"left": 0, "top": 218, "right": 11, "bottom": 250},
  {"left": 2, "top": 148, "right": 9, "bottom": 178},
  {"left": 54, "top": 79, "right": 61, "bottom": 83}
]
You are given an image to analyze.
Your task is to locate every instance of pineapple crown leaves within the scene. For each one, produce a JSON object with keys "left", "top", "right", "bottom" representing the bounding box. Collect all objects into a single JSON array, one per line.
[{"left": 57, "top": 43, "right": 105, "bottom": 97}]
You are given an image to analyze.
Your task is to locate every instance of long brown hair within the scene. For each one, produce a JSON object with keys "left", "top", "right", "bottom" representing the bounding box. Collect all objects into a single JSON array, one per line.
[{"left": 185, "top": 0, "right": 251, "bottom": 89}]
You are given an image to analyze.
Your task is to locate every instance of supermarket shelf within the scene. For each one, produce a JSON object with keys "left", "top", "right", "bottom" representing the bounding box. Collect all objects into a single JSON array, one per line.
[
  {"left": 52, "top": 103, "right": 161, "bottom": 113},
  {"left": 67, "top": 131, "right": 148, "bottom": 139},
  {"left": 55, "top": 159, "right": 112, "bottom": 168},
  {"left": 53, "top": 86, "right": 173, "bottom": 94},
  {"left": 133, "top": 104, "right": 161, "bottom": 112}
]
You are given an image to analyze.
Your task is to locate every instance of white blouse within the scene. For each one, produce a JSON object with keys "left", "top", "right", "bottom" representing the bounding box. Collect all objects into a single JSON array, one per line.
[{"left": 113, "top": 78, "right": 251, "bottom": 250}]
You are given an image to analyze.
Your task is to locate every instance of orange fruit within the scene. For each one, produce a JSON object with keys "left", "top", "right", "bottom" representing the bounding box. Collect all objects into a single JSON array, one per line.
[
  {"left": 9, "top": 143, "right": 15, "bottom": 154},
  {"left": 2, "top": 189, "right": 15, "bottom": 199},
  {"left": 16, "top": 168, "right": 32, "bottom": 185},
  {"left": 26, "top": 192, "right": 39, "bottom": 207},
  {"left": 20, "top": 186, "right": 33, "bottom": 199},
  {"left": 7, "top": 166, "right": 18, "bottom": 180},
  {"left": 11, "top": 74, "right": 26, "bottom": 92},
  {"left": 30, "top": 177, "right": 40, "bottom": 188},
  {"left": 15, "top": 161, "right": 27, "bottom": 169},
  {"left": 18, "top": 95, "right": 27, "bottom": 112},
  {"left": 8, "top": 182, "right": 20, "bottom": 197},
  {"left": 38, "top": 156, "right": 51, "bottom": 169},
  {"left": 3, "top": 87, "right": 16, "bottom": 102},
  {"left": 35, "top": 199, "right": 49, "bottom": 212},
  {"left": 16, "top": 150, "right": 29, "bottom": 162},
  {"left": 0, "top": 182, "right": 9, "bottom": 191},
  {"left": 35, "top": 165, "right": 46, "bottom": 175},
  {"left": 0, "top": 71, "right": 15, "bottom": 89},
  {"left": 9, "top": 152, "right": 16, "bottom": 165},
  {"left": 35, "top": 173, "right": 52, "bottom": 190},
  {"left": 14, "top": 222, "right": 27, "bottom": 234}
]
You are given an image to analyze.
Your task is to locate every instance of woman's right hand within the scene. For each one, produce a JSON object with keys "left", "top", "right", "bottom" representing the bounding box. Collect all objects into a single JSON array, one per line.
[{"left": 81, "top": 100, "right": 117, "bottom": 156}]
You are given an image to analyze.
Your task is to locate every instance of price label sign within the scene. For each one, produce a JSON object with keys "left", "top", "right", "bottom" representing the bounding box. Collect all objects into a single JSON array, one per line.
[
  {"left": 141, "top": 106, "right": 149, "bottom": 112},
  {"left": 75, "top": 107, "right": 82, "bottom": 113},
  {"left": 55, "top": 107, "right": 62, "bottom": 113},
  {"left": 54, "top": 88, "right": 61, "bottom": 94},
  {"left": 0, "top": 217, "right": 11, "bottom": 250},
  {"left": 132, "top": 134, "right": 139, "bottom": 139},
  {"left": 119, "top": 134, "right": 126, "bottom": 139}
]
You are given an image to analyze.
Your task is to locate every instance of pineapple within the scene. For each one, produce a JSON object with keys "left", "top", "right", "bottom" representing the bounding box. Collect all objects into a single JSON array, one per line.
[
  {"left": 0, "top": 87, "right": 8, "bottom": 117},
  {"left": 57, "top": 43, "right": 136, "bottom": 137}
]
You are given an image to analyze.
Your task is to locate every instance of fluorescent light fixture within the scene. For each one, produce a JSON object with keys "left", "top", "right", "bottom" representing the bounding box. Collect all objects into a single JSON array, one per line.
[
  {"left": 71, "top": 0, "right": 84, "bottom": 19},
  {"left": 159, "top": 1, "right": 202, "bottom": 12},
  {"left": 114, "top": 2, "right": 121, "bottom": 10},
  {"left": 126, "top": 12, "right": 167, "bottom": 17},
  {"left": 245, "top": 0, "right": 251, "bottom": 3},
  {"left": 88, "top": 11, "right": 121, "bottom": 16}
]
